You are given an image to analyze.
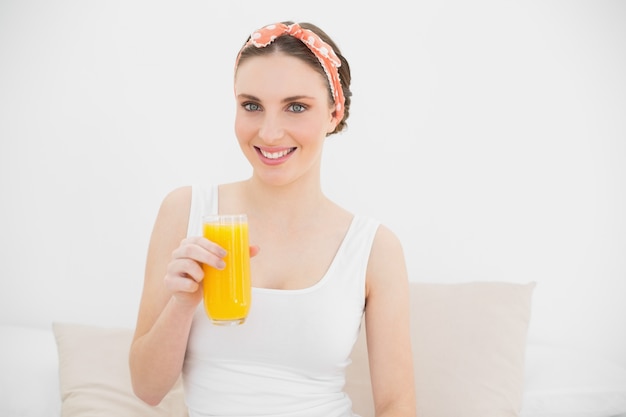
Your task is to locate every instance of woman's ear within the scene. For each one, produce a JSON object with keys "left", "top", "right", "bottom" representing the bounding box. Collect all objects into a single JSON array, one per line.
[{"left": 327, "top": 111, "right": 340, "bottom": 134}]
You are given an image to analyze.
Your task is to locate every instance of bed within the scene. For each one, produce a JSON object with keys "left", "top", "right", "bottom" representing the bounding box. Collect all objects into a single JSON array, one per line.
[{"left": 2, "top": 281, "right": 626, "bottom": 417}]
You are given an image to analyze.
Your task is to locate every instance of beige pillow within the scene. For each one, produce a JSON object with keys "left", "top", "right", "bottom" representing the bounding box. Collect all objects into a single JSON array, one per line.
[
  {"left": 346, "top": 281, "right": 536, "bottom": 417},
  {"left": 53, "top": 322, "right": 188, "bottom": 417}
]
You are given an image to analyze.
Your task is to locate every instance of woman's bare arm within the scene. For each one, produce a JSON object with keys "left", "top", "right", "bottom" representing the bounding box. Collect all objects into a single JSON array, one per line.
[
  {"left": 129, "top": 186, "right": 225, "bottom": 405},
  {"left": 365, "top": 225, "right": 417, "bottom": 417}
]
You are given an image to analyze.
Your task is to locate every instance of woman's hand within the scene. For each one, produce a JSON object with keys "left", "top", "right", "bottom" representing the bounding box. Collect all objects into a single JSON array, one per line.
[
  {"left": 164, "top": 236, "right": 227, "bottom": 307},
  {"left": 164, "top": 237, "right": 261, "bottom": 307}
]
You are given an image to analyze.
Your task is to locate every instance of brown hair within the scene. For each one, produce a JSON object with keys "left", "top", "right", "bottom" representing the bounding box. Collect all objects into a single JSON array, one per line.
[{"left": 236, "top": 21, "right": 352, "bottom": 135}]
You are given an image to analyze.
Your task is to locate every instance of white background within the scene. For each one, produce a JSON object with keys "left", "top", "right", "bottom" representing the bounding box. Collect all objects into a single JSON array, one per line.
[{"left": 1, "top": 1, "right": 625, "bottom": 368}]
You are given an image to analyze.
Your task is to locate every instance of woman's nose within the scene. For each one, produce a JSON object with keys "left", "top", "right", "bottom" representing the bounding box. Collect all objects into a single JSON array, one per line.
[{"left": 258, "top": 113, "right": 284, "bottom": 143}]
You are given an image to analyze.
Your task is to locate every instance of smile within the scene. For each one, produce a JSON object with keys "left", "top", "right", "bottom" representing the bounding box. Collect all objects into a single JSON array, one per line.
[{"left": 256, "top": 146, "right": 296, "bottom": 160}]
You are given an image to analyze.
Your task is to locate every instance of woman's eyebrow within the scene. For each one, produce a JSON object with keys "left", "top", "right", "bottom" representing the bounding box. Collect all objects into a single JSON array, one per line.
[
  {"left": 281, "top": 95, "right": 315, "bottom": 103},
  {"left": 236, "top": 93, "right": 316, "bottom": 102},
  {"left": 236, "top": 93, "right": 260, "bottom": 101}
]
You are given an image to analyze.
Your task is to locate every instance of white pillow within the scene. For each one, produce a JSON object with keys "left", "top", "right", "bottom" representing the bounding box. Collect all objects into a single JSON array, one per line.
[
  {"left": 521, "top": 343, "right": 626, "bottom": 417},
  {"left": 0, "top": 324, "right": 62, "bottom": 417},
  {"left": 53, "top": 322, "right": 188, "bottom": 417},
  {"left": 346, "top": 281, "right": 536, "bottom": 417}
]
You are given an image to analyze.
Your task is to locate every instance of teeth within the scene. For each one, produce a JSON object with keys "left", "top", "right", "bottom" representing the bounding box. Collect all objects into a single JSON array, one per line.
[{"left": 260, "top": 148, "right": 293, "bottom": 159}]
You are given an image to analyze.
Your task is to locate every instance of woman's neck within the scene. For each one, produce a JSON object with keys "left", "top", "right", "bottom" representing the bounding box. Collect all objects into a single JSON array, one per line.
[{"left": 241, "top": 176, "right": 329, "bottom": 221}]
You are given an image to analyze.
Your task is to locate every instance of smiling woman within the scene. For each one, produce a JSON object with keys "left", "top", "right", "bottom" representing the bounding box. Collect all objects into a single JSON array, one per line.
[
  {"left": 2, "top": 2, "right": 626, "bottom": 417},
  {"left": 128, "top": 20, "right": 416, "bottom": 417},
  {"left": 235, "top": 54, "right": 334, "bottom": 180}
]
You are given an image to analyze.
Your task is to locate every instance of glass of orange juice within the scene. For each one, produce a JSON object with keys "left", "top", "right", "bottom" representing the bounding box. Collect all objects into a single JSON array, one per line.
[{"left": 202, "top": 214, "right": 251, "bottom": 325}]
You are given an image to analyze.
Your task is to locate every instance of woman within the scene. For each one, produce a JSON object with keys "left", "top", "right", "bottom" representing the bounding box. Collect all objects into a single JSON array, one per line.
[{"left": 129, "top": 21, "right": 416, "bottom": 417}]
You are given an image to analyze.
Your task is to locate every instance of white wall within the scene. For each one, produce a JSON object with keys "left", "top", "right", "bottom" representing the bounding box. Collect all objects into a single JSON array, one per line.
[{"left": 1, "top": 1, "right": 624, "bottom": 367}]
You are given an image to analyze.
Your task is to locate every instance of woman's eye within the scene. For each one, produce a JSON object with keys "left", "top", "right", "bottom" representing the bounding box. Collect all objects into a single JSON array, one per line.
[
  {"left": 288, "top": 103, "right": 306, "bottom": 113},
  {"left": 243, "top": 102, "right": 261, "bottom": 112}
]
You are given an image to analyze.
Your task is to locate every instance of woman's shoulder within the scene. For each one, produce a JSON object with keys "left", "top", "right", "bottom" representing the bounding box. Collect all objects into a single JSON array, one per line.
[
  {"left": 160, "top": 185, "right": 193, "bottom": 213},
  {"left": 164, "top": 185, "right": 192, "bottom": 199},
  {"left": 366, "top": 222, "right": 407, "bottom": 283},
  {"left": 372, "top": 222, "right": 402, "bottom": 247},
  {"left": 150, "top": 186, "right": 193, "bottom": 232},
  {"left": 160, "top": 183, "right": 221, "bottom": 209},
  {"left": 163, "top": 184, "right": 225, "bottom": 236}
]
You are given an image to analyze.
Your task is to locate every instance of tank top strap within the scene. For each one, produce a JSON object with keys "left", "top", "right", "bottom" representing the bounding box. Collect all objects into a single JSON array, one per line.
[
  {"left": 327, "top": 215, "right": 380, "bottom": 301},
  {"left": 187, "top": 184, "right": 219, "bottom": 237}
]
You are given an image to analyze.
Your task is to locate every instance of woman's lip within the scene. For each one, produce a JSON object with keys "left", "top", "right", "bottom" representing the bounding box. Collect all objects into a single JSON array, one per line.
[{"left": 254, "top": 146, "right": 297, "bottom": 165}]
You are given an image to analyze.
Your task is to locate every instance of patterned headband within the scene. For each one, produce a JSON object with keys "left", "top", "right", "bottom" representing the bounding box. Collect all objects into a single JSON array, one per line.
[{"left": 236, "top": 23, "right": 345, "bottom": 122}]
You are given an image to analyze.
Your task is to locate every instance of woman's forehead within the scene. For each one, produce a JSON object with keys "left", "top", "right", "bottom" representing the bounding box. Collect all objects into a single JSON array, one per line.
[{"left": 235, "top": 54, "right": 328, "bottom": 98}]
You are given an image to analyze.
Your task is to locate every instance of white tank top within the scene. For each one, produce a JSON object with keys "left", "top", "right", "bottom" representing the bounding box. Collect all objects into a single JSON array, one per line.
[{"left": 182, "top": 185, "right": 379, "bottom": 417}]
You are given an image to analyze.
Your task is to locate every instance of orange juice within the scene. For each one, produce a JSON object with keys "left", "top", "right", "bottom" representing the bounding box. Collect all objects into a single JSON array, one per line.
[{"left": 202, "top": 215, "right": 251, "bottom": 325}]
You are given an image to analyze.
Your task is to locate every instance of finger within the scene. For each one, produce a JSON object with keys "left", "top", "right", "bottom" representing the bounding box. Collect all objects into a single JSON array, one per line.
[
  {"left": 250, "top": 245, "right": 260, "bottom": 258},
  {"left": 172, "top": 241, "right": 226, "bottom": 268},
  {"left": 167, "top": 258, "right": 205, "bottom": 283},
  {"left": 164, "top": 273, "right": 199, "bottom": 293},
  {"left": 182, "top": 236, "right": 227, "bottom": 257}
]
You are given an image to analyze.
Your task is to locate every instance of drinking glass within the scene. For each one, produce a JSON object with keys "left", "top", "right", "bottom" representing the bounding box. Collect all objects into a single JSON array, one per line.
[{"left": 202, "top": 214, "right": 251, "bottom": 325}]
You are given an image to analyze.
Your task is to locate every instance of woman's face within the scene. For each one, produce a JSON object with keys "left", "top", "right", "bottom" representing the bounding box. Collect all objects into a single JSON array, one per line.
[{"left": 234, "top": 52, "right": 338, "bottom": 187}]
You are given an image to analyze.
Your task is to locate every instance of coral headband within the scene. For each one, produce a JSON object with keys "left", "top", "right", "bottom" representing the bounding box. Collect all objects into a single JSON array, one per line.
[{"left": 238, "top": 23, "right": 345, "bottom": 121}]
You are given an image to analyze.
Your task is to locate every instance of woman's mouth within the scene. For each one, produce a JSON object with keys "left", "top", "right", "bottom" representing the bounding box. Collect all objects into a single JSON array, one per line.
[{"left": 255, "top": 146, "right": 297, "bottom": 164}]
